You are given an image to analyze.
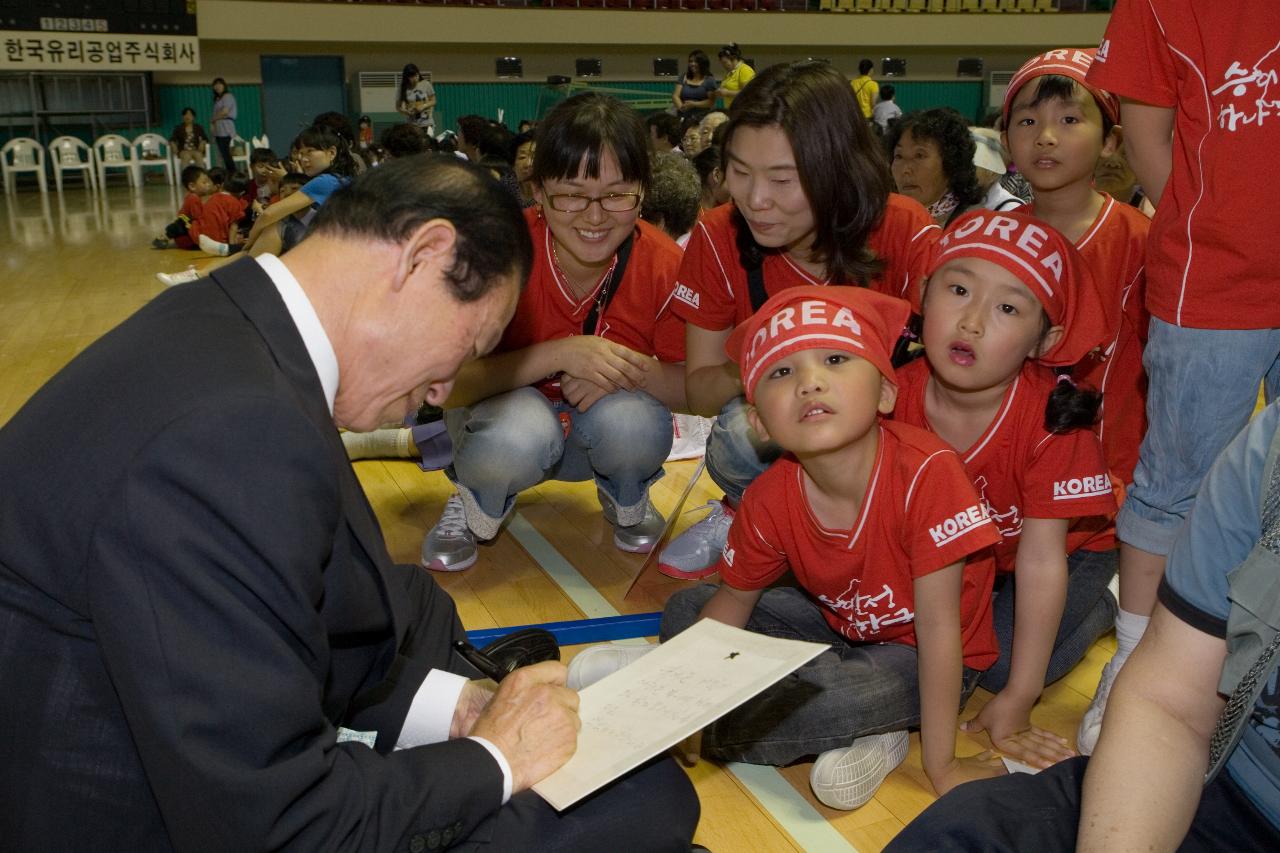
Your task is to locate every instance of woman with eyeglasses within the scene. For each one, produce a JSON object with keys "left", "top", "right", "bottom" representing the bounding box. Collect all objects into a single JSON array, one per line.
[{"left": 419, "top": 92, "right": 688, "bottom": 573}]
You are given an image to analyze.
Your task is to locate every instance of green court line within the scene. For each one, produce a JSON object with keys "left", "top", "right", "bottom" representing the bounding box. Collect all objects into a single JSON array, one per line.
[
  {"left": 507, "top": 513, "right": 620, "bottom": 620},
  {"left": 509, "top": 511, "right": 860, "bottom": 853},
  {"left": 726, "top": 762, "right": 859, "bottom": 853}
]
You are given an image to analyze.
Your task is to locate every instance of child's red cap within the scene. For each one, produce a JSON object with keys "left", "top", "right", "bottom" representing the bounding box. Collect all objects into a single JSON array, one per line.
[
  {"left": 726, "top": 286, "right": 912, "bottom": 404},
  {"left": 1002, "top": 48, "right": 1120, "bottom": 127},
  {"left": 928, "top": 210, "right": 1111, "bottom": 368}
]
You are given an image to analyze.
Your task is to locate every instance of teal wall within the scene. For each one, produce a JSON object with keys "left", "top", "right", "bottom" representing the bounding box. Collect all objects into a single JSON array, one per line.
[
  {"left": 149, "top": 78, "right": 981, "bottom": 150},
  {"left": 425, "top": 78, "right": 983, "bottom": 131},
  {"left": 154, "top": 84, "right": 265, "bottom": 142},
  {"left": 888, "top": 81, "right": 985, "bottom": 122}
]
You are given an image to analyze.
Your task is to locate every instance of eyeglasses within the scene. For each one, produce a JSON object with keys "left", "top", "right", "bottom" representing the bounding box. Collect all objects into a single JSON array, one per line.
[{"left": 545, "top": 192, "right": 641, "bottom": 213}]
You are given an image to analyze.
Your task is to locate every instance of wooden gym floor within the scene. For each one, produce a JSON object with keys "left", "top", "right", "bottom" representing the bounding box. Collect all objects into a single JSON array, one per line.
[{"left": 0, "top": 183, "right": 1115, "bottom": 852}]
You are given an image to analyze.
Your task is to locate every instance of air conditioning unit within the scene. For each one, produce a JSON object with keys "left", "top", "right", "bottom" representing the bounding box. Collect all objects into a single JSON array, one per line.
[
  {"left": 355, "top": 70, "right": 432, "bottom": 115},
  {"left": 987, "top": 70, "right": 1015, "bottom": 118}
]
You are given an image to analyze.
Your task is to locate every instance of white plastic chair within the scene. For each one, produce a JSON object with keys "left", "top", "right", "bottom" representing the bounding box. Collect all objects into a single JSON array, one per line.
[
  {"left": 47, "top": 136, "right": 97, "bottom": 192},
  {"left": 93, "top": 134, "right": 137, "bottom": 189},
  {"left": 230, "top": 136, "right": 252, "bottom": 174},
  {"left": 2, "top": 137, "right": 49, "bottom": 195},
  {"left": 133, "top": 133, "right": 175, "bottom": 185}
]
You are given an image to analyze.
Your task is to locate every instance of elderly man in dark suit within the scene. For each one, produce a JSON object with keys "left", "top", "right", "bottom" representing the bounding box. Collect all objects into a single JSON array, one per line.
[{"left": 0, "top": 155, "right": 699, "bottom": 852}]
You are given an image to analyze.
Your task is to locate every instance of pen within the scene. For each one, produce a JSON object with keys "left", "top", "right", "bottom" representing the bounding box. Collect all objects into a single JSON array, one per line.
[{"left": 453, "top": 640, "right": 509, "bottom": 683}]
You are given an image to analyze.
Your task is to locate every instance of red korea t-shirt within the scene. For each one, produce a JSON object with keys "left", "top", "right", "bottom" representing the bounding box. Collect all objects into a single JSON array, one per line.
[
  {"left": 1069, "top": 194, "right": 1151, "bottom": 485},
  {"left": 714, "top": 420, "right": 1001, "bottom": 670},
  {"left": 498, "top": 209, "right": 686, "bottom": 364},
  {"left": 1089, "top": 0, "right": 1280, "bottom": 328},
  {"left": 893, "top": 359, "right": 1119, "bottom": 572},
  {"left": 670, "top": 196, "right": 940, "bottom": 332}
]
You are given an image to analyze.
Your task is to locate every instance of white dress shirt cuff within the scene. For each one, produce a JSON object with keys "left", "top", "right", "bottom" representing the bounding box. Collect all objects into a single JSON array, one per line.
[
  {"left": 396, "top": 668, "right": 467, "bottom": 749},
  {"left": 467, "top": 736, "right": 514, "bottom": 804},
  {"left": 395, "top": 669, "right": 514, "bottom": 804}
]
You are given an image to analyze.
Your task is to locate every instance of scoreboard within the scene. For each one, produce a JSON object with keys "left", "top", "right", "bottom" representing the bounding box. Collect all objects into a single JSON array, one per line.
[
  {"left": 0, "top": 0, "right": 197, "bottom": 36},
  {"left": 0, "top": 0, "right": 200, "bottom": 70}
]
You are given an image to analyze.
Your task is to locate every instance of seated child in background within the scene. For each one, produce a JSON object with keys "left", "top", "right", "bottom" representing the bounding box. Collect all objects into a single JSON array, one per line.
[
  {"left": 152, "top": 165, "right": 215, "bottom": 250},
  {"left": 358, "top": 115, "right": 374, "bottom": 150},
  {"left": 572, "top": 287, "right": 1006, "bottom": 810},
  {"left": 892, "top": 210, "right": 1120, "bottom": 768},
  {"left": 190, "top": 170, "right": 252, "bottom": 257},
  {"left": 247, "top": 147, "right": 281, "bottom": 214},
  {"left": 278, "top": 172, "right": 306, "bottom": 200}
]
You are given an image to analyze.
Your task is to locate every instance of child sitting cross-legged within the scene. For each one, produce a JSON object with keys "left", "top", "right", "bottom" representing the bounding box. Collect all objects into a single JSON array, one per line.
[
  {"left": 570, "top": 286, "right": 1008, "bottom": 809},
  {"left": 151, "top": 165, "right": 215, "bottom": 250},
  {"left": 190, "top": 170, "right": 253, "bottom": 257}
]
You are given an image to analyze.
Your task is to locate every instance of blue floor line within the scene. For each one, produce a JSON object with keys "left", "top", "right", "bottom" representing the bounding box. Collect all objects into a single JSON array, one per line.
[{"left": 466, "top": 612, "right": 663, "bottom": 646}]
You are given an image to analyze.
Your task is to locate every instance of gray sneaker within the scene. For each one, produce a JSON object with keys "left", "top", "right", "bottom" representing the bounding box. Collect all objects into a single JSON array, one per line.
[
  {"left": 598, "top": 488, "right": 666, "bottom": 554},
  {"left": 658, "top": 499, "right": 734, "bottom": 579},
  {"left": 421, "top": 493, "right": 477, "bottom": 572}
]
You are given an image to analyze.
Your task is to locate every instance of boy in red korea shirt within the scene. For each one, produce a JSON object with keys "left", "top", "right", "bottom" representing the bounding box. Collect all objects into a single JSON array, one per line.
[
  {"left": 999, "top": 48, "right": 1153, "bottom": 753},
  {"left": 1082, "top": 0, "right": 1280, "bottom": 749},
  {"left": 658, "top": 61, "right": 941, "bottom": 581},
  {"left": 893, "top": 210, "right": 1119, "bottom": 769},
  {"left": 580, "top": 287, "right": 1006, "bottom": 811}
]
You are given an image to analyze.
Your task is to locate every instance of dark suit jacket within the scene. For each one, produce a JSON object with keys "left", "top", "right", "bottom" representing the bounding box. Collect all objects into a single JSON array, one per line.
[{"left": 0, "top": 259, "right": 502, "bottom": 851}]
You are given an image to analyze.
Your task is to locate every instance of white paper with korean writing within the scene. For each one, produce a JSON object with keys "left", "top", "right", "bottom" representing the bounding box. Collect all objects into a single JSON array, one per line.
[{"left": 532, "top": 619, "right": 828, "bottom": 811}]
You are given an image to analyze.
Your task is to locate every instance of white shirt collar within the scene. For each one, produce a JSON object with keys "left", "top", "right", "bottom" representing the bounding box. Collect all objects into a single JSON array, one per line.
[{"left": 255, "top": 254, "right": 339, "bottom": 415}]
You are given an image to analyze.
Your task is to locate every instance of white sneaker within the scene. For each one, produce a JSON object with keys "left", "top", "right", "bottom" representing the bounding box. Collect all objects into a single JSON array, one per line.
[
  {"left": 566, "top": 642, "right": 655, "bottom": 690},
  {"left": 198, "top": 233, "right": 230, "bottom": 257},
  {"left": 156, "top": 266, "right": 200, "bottom": 286},
  {"left": 1077, "top": 655, "right": 1123, "bottom": 755},
  {"left": 810, "top": 730, "right": 909, "bottom": 810},
  {"left": 657, "top": 499, "right": 734, "bottom": 579}
]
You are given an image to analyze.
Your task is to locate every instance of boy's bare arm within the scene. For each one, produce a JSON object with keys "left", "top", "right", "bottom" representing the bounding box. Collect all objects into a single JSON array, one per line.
[
  {"left": 1120, "top": 99, "right": 1175, "bottom": 206},
  {"left": 698, "top": 584, "right": 764, "bottom": 629},
  {"left": 914, "top": 561, "right": 1004, "bottom": 795}
]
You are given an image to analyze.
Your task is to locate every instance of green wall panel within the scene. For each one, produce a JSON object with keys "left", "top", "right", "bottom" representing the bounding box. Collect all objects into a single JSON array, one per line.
[
  {"left": 888, "top": 81, "right": 985, "bottom": 123},
  {"left": 154, "top": 84, "right": 264, "bottom": 142},
  {"left": 429, "top": 79, "right": 982, "bottom": 132}
]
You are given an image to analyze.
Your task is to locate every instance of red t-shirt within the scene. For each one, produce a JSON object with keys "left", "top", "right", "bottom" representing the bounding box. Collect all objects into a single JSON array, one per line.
[
  {"left": 714, "top": 420, "right": 1001, "bottom": 670},
  {"left": 1069, "top": 194, "right": 1151, "bottom": 485},
  {"left": 178, "top": 192, "right": 204, "bottom": 222},
  {"left": 188, "top": 192, "right": 249, "bottom": 243},
  {"left": 498, "top": 209, "right": 685, "bottom": 364},
  {"left": 1089, "top": 0, "right": 1280, "bottom": 329},
  {"left": 893, "top": 359, "right": 1119, "bottom": 572},
  {"left": 671, "top": 196, "right": 940, "bottom": 331}
]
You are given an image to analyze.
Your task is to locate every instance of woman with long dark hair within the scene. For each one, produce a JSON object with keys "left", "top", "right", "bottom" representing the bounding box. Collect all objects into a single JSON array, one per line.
[
  {"left": 396, "top": 62, "right": 436, "bottom": 135},
  {"left": 419, "top": 92, "right": 688, "bottom": 572},
  {"left": 673, "top": 50, "right": 717, "bottom": 125},
  {"left": 659, "top": 60, "right": 941, "bottom": 578}
]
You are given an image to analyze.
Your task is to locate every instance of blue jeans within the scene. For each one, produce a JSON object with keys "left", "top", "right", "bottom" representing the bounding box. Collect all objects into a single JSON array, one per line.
[
  {"left": 705, "top": 396, "right": 783, "bottom": 502},
  {"left": 980, "top": 547, "right": 1118, "bottom": 693},
  {"left": 1119, "top": 319, "right": 1280, "bottom": 555},
  {"left": 445, "top": 387, "right": 672, "bottom": 535},
  {"left": 660, "top": 585, "right": 981, "bottom": 765}
]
